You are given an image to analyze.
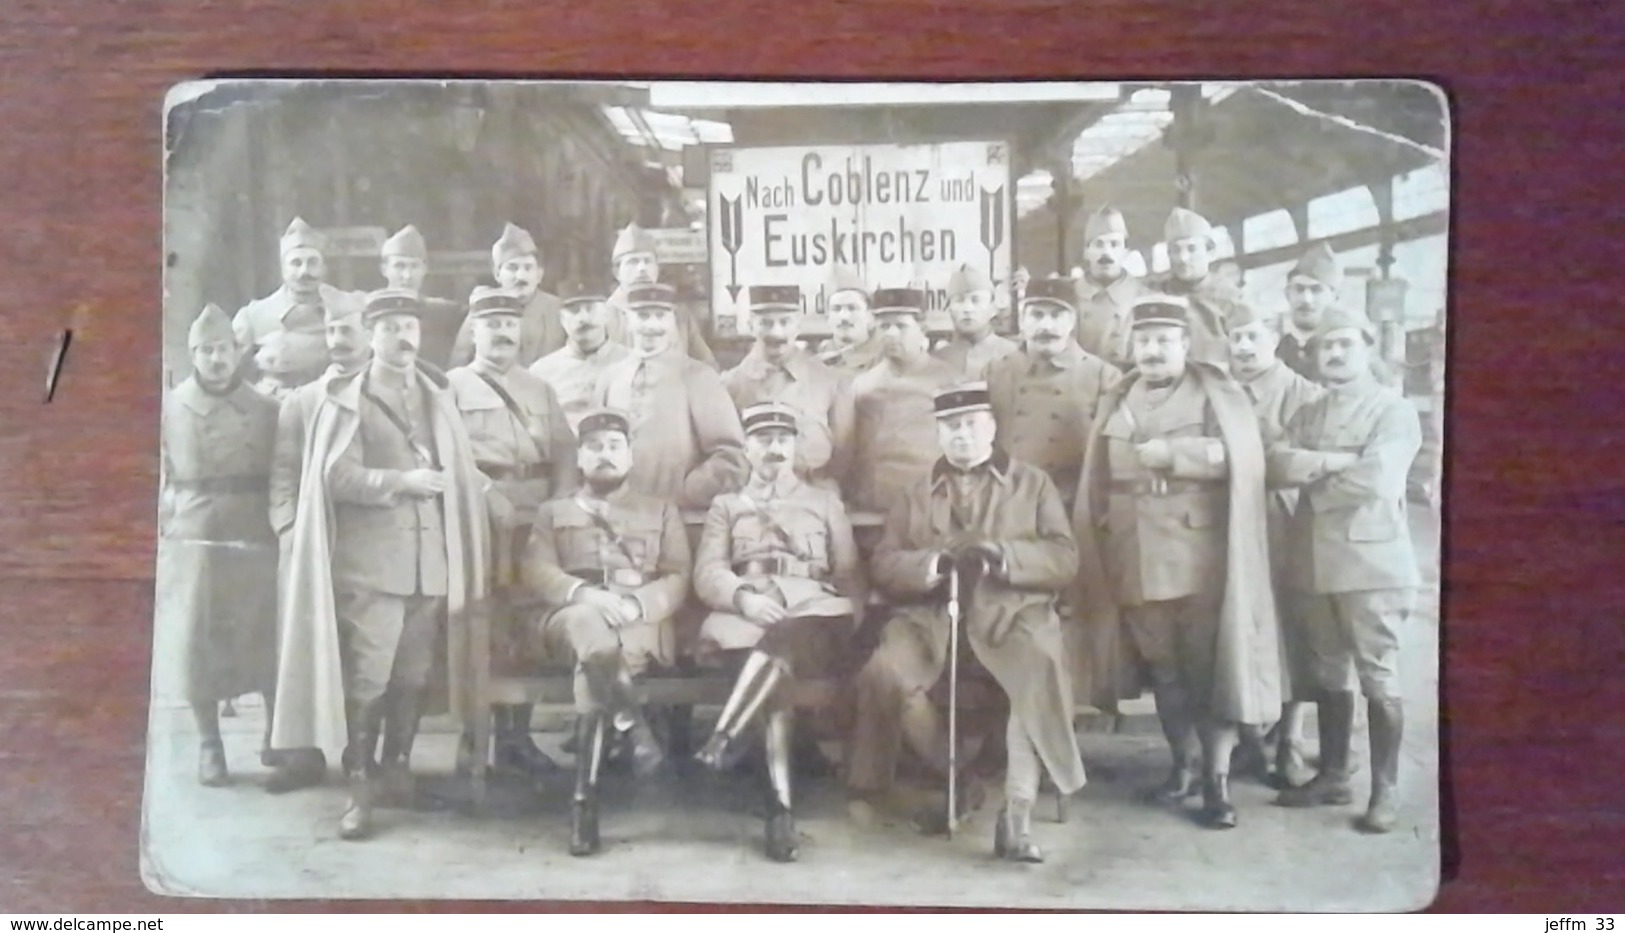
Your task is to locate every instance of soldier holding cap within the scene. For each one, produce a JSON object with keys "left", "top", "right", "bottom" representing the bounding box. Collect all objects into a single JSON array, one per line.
[
  {"left": 446, "top": 284, "right": 579, "bottom": 781},
  {"left": 595, "top": 282, "right": 748, "bottom": 509},
  {"left": 933, "top": 265, "right": 1020, "bottom": 379},
  {"left": 1072, "top": 292, "right": 1280, "bottom": 830},
  {"left": 1074, "top": 205, "right": 1150, "bottom": 368},
  {"left": 722, "top": 284, "right": 856, "bottom": 492},
  {"left": 1226, "top": 298, "right": 1326, "bottom": 786},
  {"left": 604, "top": 223, "right": 718, "bottom": 369},
  {"left": 233, "top": 217, "right": 366, "bottom": 395},
  {"left": 1144, "top": 207, "right": 1241, "bottom": 365},
  {"left": 450, "top": 222, "right": 567, "bottom": 369},
  {"left": 985, "top": 277, "right": 1123, "bottom": 512},
  {"left": 1268, "top": 307, "right": 1422, "bottom": 835},
  {"left": 159, "top": 303, "right": 281, "bottom": 788},
  {"left": 530, "top": 280, "right": 631, "bottom": 434},
  {"left": 816, "top": 269, "right": 884, "bottom": 376},
  {"left": 268, "top": 287, "right": 489, "bottom": 842},
  {"left": 847, "top": 287, "right": 960, "bottom": 513},
  {"left": 1279, "top": 242, "right": 1343, "bottom": 379},
  {"left": 690, "top": 402, "right": 866, "bottom": 863},
  {"left": 848, "top": 382, "right": 1085, "bottom": 863},
  {"left": 379, "top": 224, "right": 464, "bottom": 369},
  {"left": 522, "top": 407, "right": 692, "bottom": 857}
]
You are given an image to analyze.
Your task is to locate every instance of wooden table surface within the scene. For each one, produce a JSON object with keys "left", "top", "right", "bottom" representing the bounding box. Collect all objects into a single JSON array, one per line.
[{"left": 0, "top": 0, "right": 1621, "bottom": 913}]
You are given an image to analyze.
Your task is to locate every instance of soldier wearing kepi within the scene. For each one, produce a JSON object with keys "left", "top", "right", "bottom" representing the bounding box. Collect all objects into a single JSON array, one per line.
[
  {"left": 721, "top": 285, "right": 855, "bottom": 492},
  {"left": 450, "top": 222, "right": 566, "bottom": 368},
  {"left": 604, "top": 223, "right": 718, "bottom": 368},
  {"left": 1268, "top": 307, "right": 1422, "bottom": 834},
  {"left": 159, "top": 304, "right": 280, "bottom": 787},
  {"left": 933, "top": 265, "right": 1020, "bottom": 379},
  {"left": 529, "top": 281, "right": 631, "bottom": 434},
  {"left": 1278, "top": 242, "right": 1343, "bottom": 381},
  {"left": 1145, "top": 207, "right": 1240, "bottom": 365},
  {"left": 596, "top": 282, "right": 748, "bottom": 509},
  {"left": 690, "top": 402, "right": 865, "bottom": 862},
  {"left": 985, "top": 276, "right": 1123, "bottom": 513},
  {"left": 848, "top": 383, "right": 1086, "bottom": 862},
  {"left": 1072, "top": 293, "right": 1281, "bottom": 830},
  {"left": 816, "top": 269, "right": 884, "bottom": 376},
  {"left": 233, "top": 217, "right": 365, "bottom": 396},
  {"left": 847, "top": 287, "right": 961, "bottom": 513},
  {"left": 269, "top": 287, "right": 489, "bottom": 841},
  {"left": 379, "top": 224, "right": 464, "bottom": 370},
  {"left": 1073, "top": 205, "right": 1149, "bottom": 368},
  {"left": 1227, "top": 298, "right": 1326, "bottom": 787},
  {"left": 447, "top": 285, "right": 579, "bottom": 781},
  {"left": 263, "top": 297, "right": 374, "bottom": 794},
  {"left": 523, "top": 408, "right": 692, "bottom": 856}
]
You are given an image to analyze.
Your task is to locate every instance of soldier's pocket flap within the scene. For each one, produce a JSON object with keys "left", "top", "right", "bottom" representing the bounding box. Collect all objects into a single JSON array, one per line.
[{"left": 1347, "top": 500, "right": 1401, "bottom": 542}]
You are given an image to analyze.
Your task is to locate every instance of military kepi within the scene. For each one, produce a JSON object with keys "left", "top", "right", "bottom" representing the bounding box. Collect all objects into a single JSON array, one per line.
[
  {"left": 467, "top": 285, "right": 525, "bottom": 319},
  {"left": 933, "top": 381, "right": 993, "bottom": 418},
  {"left": 749, "top": 285, "right": 801, "bottom": 313},
  {"left": 363, "top": 287, "right": 424, "bottom": 325},
  {"left": 558, "top": 279, "right": 611, "bottom": 307},
  {"left": 578, "top": 406, "right": 632, "bottom": 438},
  {"left": 625, "top": 282, "right": 677, "bottom": 310},
  {"left": 741, "top": 401, "right": 800, "bottom": 436},
  {"left": 872, "top": 287, "right": 927, "bottom": 315},
  {"left": 1130, "top": 293, "right": 1191, "bottom": 329},
  {"left": 188, "top": 303, "right": 235, "bottom": 349},
  {"left": 1022, "top": 277, "right": 1079, "bottom": 312}
]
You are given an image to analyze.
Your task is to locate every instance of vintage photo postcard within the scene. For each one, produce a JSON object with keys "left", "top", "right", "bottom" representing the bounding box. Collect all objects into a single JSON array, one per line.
[{"left": 146, "top": 79, "right": 1449, "bottom": 910}]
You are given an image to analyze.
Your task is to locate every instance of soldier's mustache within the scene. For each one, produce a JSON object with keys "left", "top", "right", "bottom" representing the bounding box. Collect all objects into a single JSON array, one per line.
[
  {"left": 492, "top": 336, "right": 517, "bottom": 348},
  {"left": 395, "top": 340, "right": 417, "bottom": 352}
]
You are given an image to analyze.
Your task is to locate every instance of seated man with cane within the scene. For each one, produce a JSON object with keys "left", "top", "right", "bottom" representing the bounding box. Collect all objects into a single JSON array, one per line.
[
  {"left": 691, "top": 401, "right": 866, "bottom": 863},
  {"left": 846, "top": 382, "right": 1087, "bottom": 862}
]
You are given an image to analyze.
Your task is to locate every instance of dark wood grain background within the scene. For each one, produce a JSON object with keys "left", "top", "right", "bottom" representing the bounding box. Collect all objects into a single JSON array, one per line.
[{"left": 0, "top": 0, "right": 1619, "bottom": 913}]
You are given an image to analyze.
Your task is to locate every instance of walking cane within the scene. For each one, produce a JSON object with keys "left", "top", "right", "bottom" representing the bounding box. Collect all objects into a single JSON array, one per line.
[{"left": 945, "top": 561, "right": 962, "bottom": 840}]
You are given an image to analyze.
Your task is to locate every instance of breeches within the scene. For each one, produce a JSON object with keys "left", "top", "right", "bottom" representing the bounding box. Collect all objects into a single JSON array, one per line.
[
  {"left": 335, "top": 589, "right": 444, "bottom": 706},
  {"left": 538, "top": 603, "right": 660, "bottom": 713},
  {"left": 1123, "top": 595, "right": 1222, "bottom": 717},
  {"left": 1297, "top": 588, "right": 1412, "bottom": 701}
]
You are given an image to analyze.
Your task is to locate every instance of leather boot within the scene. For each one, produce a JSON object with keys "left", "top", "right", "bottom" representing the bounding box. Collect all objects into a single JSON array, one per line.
[
  {"left": 1142, "top": 684, "right": 1201, "bottom": 804},
  {"left": 1271, "top": 703, "right": 1310, "bottom": 790},
  {"left": 1358, "top": 696, "right": 1405, "bottom": 834},
  {"left": 1200, "top": 774, "right": 1238, "bottom": 829},
  {"left": 1276, "top": 690, "right": 1356, "bottom": 807},
  {"left": 569, "top": 712, "right": 605, "bottom": 857},
  {"left": 377, "top": 688, "right": 421, "bottom": 808},
  {"left": 264, "top": 749, "right": 327, "bottom": 794},
  {"left": 198, "top": 738, "right": 229, "bottom": 788},
  {"left": 339, "top": 700, "right": 382, "bottom": 841},
  {"left": 762, "top": 705, "right": 799, "bottom": 862},
  {"left": 994, "top": 801, "right": 1043, "bottom": 863},
  {"left": 494, "top": 704, "right": 561, "bottom": 779}
]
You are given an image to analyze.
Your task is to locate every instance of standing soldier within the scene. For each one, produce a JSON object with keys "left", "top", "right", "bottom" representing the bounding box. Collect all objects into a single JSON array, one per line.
[
  {"left": 1269, "top": 308, "right": 1422, "bottom": 834},
  {"left": 721, "top": 285, "right": 855, "bottom": 492},
  {"left": 379, "top": 224, "right": 464, "bottom": 370},
  {"left": 691, "top": 402, "right": 865, "bottom": 862},
  {"left": 1278, "top": 243, "right": 1343, "bottom": 380},
  {"left": 449, "top": 222, "right": 565, "bottom": 368},
  {"left": 847, "top": 288, "right": 960, "bottom": 513},
  {"left": 604, "top": 223, "right": 717, "bottom": 368},
  {"left": 816, "top": 269, "right": 884, "bottom": 376},
  {"left": 985, "top": 277, "right": 1122, "bottom": 513},
  {"left": 523, "top": 408, "right": 692, "bottom": 856},
  {"left": 270, "top": 287, "right": 489, "bottom": 841},
  {"left": 1226, "top": 299, "right": 1326, "bottom": 787},
  {"left": 159, "top": 304, "right": 280, "bottom": 787},
  {"left": 263, "top": 299, "right": 373, "bottom": 794},
  {"left": 848, "top": 383, "right": 1086, "bottom": 862},
  {"left": 1072, "top": 294, "right": 1281, "bottom": 830},
  {"left": 233, "top": 217, "right": 365, "bottom": 396},
  {"left": 1145, "top": 208, "right": 1240, "bottom": 365},
  {"left": 933, "top": 265, "right": 1020, "bottom": 379},
  {"left": 447, "top": 285, "right": 579, "bottom": 781},
  {"left": 596, "top": 282, "right": 748, "bottom": 509},
  {"left": 1073, "top": 205, "right": 1148, "bottom": 368},
  {"left": 530, "top": 281, "right": 631, "bottom": 434}
]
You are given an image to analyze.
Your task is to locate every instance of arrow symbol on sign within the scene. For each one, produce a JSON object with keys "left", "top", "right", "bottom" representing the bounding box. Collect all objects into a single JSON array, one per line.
[
  {"left": 980, "top": 185, "right": 1006, "bottom": 274},
  {"left": 719, "top": 194, "right": 744, "bottom": 304}
]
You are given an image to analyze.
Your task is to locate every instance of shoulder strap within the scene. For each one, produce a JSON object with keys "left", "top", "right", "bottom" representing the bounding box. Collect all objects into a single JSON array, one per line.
[
  {"left": 472, "top": 368, "right": 547, "bottom": 461},
  {"left": 359, "top": 373, "right": 435, "bottom": 466}
]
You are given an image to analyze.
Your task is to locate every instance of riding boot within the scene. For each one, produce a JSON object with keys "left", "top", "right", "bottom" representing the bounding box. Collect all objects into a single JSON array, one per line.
[
  {"left": 1271, "top": 702, "right": 1310, "bottom": 790},
  {"left": 1276, "top": 690, "right": 1355, "bottom": 807},
  {"left": 339, "top": 699, "right": 384, "bottom": 841},
  {"left": 1142, "top": 684, "right": 1201, "bottom": 804},
  {"left": 494, "top": 704, "right": 561, "bottom": 779},
  {"left": 994, "top": 798, "right": 1043, "bottom": 863},
  {"left": 696, "top": 652, "right": 773, "bottom": 770},
  {"left": 569, "top": 712, "right": 606, "bottom": 857},
  {"left": 193, "top": 701, "right": 228, "bottom": 787},
  {"left": 607, "top": 667, "right": 666, "bottom": 779},
  {"left": 1358, "top": 696, "right": 1405, "bottom": 834},
  {"left": 762, "top": 704, "right": 799, "bottom": 862},
  {"left": 377, "top": 686, "right": 421, "bottom": 808}
]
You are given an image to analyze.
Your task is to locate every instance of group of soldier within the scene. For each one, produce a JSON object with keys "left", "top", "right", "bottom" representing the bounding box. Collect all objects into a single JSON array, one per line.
[{"left": 159, "top": 197, "right": 1423, "bottom": 868}]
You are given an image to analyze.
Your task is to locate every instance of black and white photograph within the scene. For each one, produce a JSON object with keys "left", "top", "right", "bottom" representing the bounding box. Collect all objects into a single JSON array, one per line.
[{"left": 146, "top": 79, "right": 1449, "bottom": 910}]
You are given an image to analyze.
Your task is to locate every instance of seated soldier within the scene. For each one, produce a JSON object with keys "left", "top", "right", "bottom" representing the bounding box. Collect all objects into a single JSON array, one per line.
[
  {"left": 522, "top": 408, "right": 692, "bottom": 857},
  {"left": 691, "top": 402, "right": 866, "bottom": 863}
]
